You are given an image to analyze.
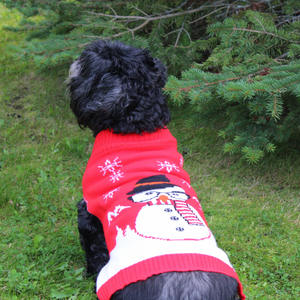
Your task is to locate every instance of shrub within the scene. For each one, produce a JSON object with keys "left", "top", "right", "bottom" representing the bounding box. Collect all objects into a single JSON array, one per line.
[{"left": 165, "top": 8, "right": 300, "bottom": 162}]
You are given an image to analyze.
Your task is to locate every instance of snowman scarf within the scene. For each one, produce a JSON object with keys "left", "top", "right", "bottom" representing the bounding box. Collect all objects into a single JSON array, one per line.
[
  {"left": 82, "top": 128, "right": 245, "bottom": 300},
  {"left": 148, "top": 199, "right": 204, "bottom": 226}
]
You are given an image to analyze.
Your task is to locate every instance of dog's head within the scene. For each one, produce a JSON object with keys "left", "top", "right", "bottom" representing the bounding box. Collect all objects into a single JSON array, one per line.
[{"left": 67, "top": 40, "right": 171, "bottom": 136}]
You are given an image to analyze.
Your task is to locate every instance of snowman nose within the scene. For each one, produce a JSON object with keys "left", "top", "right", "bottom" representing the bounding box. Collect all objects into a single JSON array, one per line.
[{"left": 158, "top": 194, "right": 169, "bottom": 203}]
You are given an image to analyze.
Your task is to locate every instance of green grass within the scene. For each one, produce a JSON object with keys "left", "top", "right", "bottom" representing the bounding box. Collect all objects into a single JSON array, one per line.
[{"left": 1, "top": 4, "right": 300, "bottom": 299}]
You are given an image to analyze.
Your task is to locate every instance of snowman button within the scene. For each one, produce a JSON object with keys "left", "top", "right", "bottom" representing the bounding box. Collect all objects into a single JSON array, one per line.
[
  {"left": 176, "top": 227, "right": 184, "bottom": 231},
  {"left": 164, "top": 208, "right": 173, "bottom": 212},
  {"left": 170, "top": 216, "right": 179, "bottom": 221}
]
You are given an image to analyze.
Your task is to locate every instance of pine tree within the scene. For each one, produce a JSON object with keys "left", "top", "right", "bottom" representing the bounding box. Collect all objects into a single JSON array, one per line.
[
  {"left": 2, "top": 0, "right": 300, "bottom": 162},
  {"left": 165, "top": 8, "right": 300, "bottom": 163},
  {"left": 0, "top": 0, "right": 221, "bottom": 73}
]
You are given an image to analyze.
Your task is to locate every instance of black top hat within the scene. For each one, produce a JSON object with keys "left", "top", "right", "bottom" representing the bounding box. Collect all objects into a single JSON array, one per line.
[{"left": 127, "top": 175, "right": 176, "bottom": 195}]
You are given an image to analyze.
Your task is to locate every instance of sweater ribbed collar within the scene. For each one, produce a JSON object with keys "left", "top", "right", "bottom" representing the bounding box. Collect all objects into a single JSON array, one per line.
[{"left": 91, "top": 127, "right": 176, "bottom": 157}]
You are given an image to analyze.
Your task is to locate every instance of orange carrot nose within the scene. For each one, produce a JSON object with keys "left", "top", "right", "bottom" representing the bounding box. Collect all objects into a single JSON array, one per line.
[{"left": 158, "top": 195, "right": 169, "bottom": 203}]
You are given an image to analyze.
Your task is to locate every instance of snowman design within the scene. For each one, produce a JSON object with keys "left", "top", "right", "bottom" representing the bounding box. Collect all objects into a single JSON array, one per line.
[{"left": 127, "top": 175, "right": 211, "bottom": 241}]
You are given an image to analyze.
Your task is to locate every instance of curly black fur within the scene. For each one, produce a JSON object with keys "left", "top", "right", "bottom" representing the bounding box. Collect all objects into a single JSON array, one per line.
[
  {"left": 68, "top": 40, "right": 241, "bottom": 300},
  {"left": 67, "top": 40, "right": 170, "bottom": 136},
  {"left": 77, "top": 199, "right": 109, "bottom": 276},
  {"left": 111, "top": 271, "right": 239, "bottom": 300}
]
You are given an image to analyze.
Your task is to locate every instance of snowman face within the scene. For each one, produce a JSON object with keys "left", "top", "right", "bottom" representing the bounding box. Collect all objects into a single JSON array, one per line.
[{"left": 131, "top": 186, "right": 189, "bottom": 203}]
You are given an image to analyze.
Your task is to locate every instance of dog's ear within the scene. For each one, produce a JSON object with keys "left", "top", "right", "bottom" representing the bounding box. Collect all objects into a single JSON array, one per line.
[
  {"left": 151, "top": 57, "right": 167, "bottom": 88},
  {"left": 67, "top": 41, "right": 126, "bottom": 128}
]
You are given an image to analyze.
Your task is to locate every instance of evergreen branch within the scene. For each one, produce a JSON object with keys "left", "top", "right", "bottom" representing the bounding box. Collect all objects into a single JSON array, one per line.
[
  {"left": 262, "top": 43, "right": 279, "bottom": 55},
  {"left": 220, "top": 46, "right": 234, "bottom": 59},
  {"left": 189, "top": 6, "right": 227, "bottom": 24},
  {"left": 168, "top": 67, "right": 300, "bottom": 94},
  {"left": 282, "top": 116, "right": 300, "bottom": 135},
  {"left": 274, "top": 52, "right": 288, "bottom": 61},
  {"left": 176, "top": 76, "right": 241, "bottom": 92},
  {"left": 75, "top": 20, "right": 151, "bottom": 46},
  {"left": 272, "top": 95, "right": 278, "bottom": 119},
  {"left": 276, "top": 9, "right": 300, "bottom": 27},
  {"left": 106, "top": 4, "right": 118, "bottom": 16},
  {"left": 253, "top": 15, "right": 266, "bottom": 32},
  {"left": 72, "top": 24, "right": 122, "bottom": 30},
  {"left": 266, "top": 126, "right": 282, "bottom": 141},
  {"left": 127, "top": 20, "right": 150, "bottom": 38},
  {"left": 252, "top": 126, "right": 256, "bottom": 140},
  {"left": 28, "top": 20, "right": 151, "bottom": 56},
  {"left": 86, "top": 1, "right": 132, "bottom": 8},
  {"left": 224, "top": 140, "right": 246, "bottom": 153},
  {"left": 227, "top": 89, "right": 267, "bottom": 92},
  {"left": 8, "top": 25, "right": 48, "bottom": 31},
  {"left": 211, "top": 26, "right": 300, "bottom": 44},
  {"left": 162, "top": 0, "right": 188, "bottom": 15},
  {"left": 182, "top": 28, "right": 192, "bottom": 42},
  {"left": 151, "top": 18, "right": 162, "bottom": 41},
  {"left": 133, "top": 6, "right": 149, "bottom": 17},
  {"left": 174, "top": 15, "right": 187, "bottom": 48},
  {"left": 167, "top": 27, "right": 192, "bottom": 46},
  {"left": 87, "top": 5, "right": 218, "bottom": 21},
  {"left": 173, "top": 69, "right": 269, "bottom": 92}
]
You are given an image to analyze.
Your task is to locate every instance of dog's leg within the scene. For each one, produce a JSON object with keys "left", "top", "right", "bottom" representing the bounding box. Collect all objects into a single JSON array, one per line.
[
  {"left": 77, "top": 199, "right": 109, "bottom": 276},
  {"left": 111, "top": 271, "right": 240, "bottom": 300}
]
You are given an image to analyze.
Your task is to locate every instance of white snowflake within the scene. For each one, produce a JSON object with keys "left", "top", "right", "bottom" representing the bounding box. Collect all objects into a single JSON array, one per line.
[
  {"left": 181, "top": 179, "right": 191, "bottom": 188},
  {"left": 107, "top": 205, "right": 131, "bottom": 225},
  {"left": 98, "top": 157, "right": 124, "bottom": 183},
  {"left": 110, "top": 170, "right": 124, "bottom": 183},
  {"left": 179, "top": 155, "right": 184, "bottom": 167},
  {"left": 103, "top": 188, "right": 120, "bottom": 202},
  {"left": 192, "top": 196, "right": 201, "bottom": 208},
  {"left": 157, "top": 160, "right": 180, "bottom": 173}
]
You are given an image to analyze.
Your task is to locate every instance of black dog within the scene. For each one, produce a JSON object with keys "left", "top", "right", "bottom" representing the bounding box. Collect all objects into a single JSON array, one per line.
[{"left": 67, "top": 40, "right": 244, "bottom": 300}]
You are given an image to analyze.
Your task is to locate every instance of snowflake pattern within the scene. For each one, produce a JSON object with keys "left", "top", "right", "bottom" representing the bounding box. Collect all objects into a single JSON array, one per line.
[
  {"left": 181, "top": 179, "right": 191, "bottom": 188},
  {"left": 98, "top": 157, "right": 124, "bottom": 183},
  {"left": 157, "top": 160, "right": 180, "bottom": 173},
  {"left": 192, "top": 196, "right": 201, "bottom": 208},
  {"left": 103, "top": 188, "right": 120, "bottom": 202},
  {"left": 110, "top": 170, "right": 124, "bottom": 183},
  {"left": 107, "top": 205, "right": 131, "bottom": 225},
  {"left": 179, "top": 155, "right": 184, "bottom": 167}
]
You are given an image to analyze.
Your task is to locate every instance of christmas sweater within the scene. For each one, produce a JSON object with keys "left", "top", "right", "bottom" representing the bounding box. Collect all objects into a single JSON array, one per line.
[{"left": 82, "top": 128, "right": 246, "bottom": 300}]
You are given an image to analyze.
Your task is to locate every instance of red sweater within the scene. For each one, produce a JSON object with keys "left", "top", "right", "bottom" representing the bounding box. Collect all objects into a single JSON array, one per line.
[{"left": 82, "top": 128, "right": 245, "bottom": 300}]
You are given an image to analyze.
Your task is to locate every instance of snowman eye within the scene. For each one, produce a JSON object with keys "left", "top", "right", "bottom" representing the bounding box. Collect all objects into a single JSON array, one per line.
[
  {"left": 131, "top": 191, "right": 158, "bottom": 202},
  {"left": 169, "top": 192, "right": 189, "bottom": 200},
  {"left": 140, "top": 191, "right": 159, "bottom": 201},
  {"left": 145, "top": 191, "right": 156, "bottom": 195}
]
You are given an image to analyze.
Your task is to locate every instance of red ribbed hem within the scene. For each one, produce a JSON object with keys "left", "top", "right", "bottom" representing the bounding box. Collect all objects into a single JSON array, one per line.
[{"left": 97, "top": 254, "right": 246, "bottom": 300}]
